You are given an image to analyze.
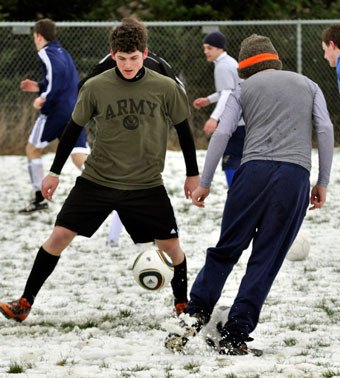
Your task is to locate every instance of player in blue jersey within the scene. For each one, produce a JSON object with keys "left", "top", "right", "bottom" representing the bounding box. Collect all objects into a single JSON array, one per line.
[{"left": 20, "top": 18, "right": 90, "bottom": 213}]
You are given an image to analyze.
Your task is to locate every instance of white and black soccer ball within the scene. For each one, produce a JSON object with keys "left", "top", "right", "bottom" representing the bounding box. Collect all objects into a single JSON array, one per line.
[
  {"left": 286, "top": 231, "right": 310, "bottom": 261},
  {"left": 132, "top": 249, "right": 174, "bottom": 290}
]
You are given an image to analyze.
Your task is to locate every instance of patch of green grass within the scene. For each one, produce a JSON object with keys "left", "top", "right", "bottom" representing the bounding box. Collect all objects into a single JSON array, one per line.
[
  {"left": 124, "top": 364, "right": 149, "bottom": 373},
  {"left": 100, "top": 361, "right": 110, "bottom": 368},
  {"left": 287, "top": 322, "right": 297, "bottom": 331},
  {"left": 283, "top": 337, "right": 297, "bottom": 346},
  {"left": 322, "top": 369, "right": 340, "bottom": 377},
  {"left": 304, "top": 266, "right": 317, "bottom": 273},
  {"left": 307, "top": 276, "right": 316, "bottom": 283},
  {"left": 60, "top": 319, "right": 99, "bottom": 331},
  {"left": 165, "top": 365, "right": 174, "bottom": 378},
  {"left": 316, "top": 299, "right": 336, "bottom": 318},
  {"left": 119, "top": 309, "right": 132, "bottom": 318},
  {"left": 56, "top": 358, "right": 67, "bottom": 366},
  {"left": 184, "top": 361, "right": 200, "bottom": 373},
  {"left": 101, "top": 314, "right": 119, "bottom": 322},
  {"left": 78, "top": 319, "right": 99, "bottom": 329},
  {"left": 297, "top": 349, "right": 309, "bottom": 356},
  {"left": 146, "top": 321, "right": 162, "bottom": 330},
  {"left": 7, "top": 361, "right": 24, "bottom": 374}
]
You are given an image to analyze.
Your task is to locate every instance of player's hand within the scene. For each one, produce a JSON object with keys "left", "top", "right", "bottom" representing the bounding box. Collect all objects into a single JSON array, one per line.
[
  {"left": 20, "top": 79, "right": 39, "bottom": 92},
  {"left": 184, "top": 175, "right": 200, "bottom": 199},
  {"left": 33, "top": 96, "right": 46, "bottom": 110},
  {"left": 193, "top": 97, "right": 209, "bottom": 109},
  {"left": 41, "top": 175, "right": 59, "bottom": 201},
  {"left": 203, "top": 118, "right": 218, "bottom": 135},
  {"left": 309, "top": 185, "right": 327, "bottom": 210},
  {"left": 192, "top": 185, "right": 210, "bottom": 208}
]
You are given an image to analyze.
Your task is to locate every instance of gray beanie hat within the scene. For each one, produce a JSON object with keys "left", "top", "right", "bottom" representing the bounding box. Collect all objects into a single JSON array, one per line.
[
  {"left": 238, "top": 34, "right": 282, "bottom": 79},
  {"left": 203, "top": 31, "right": 226, "bottom": 49}
]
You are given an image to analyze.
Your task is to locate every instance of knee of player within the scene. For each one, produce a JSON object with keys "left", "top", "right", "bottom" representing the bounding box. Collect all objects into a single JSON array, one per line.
[
  {"left": 44, "top": 227, "right": 76, "bottom": 253},
  {"left": 156, "top": 239, "right": 184, "bottom": 263}
]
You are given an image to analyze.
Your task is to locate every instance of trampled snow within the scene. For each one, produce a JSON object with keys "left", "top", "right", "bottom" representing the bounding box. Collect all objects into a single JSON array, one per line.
[{"left": 0, "top": 149, "right": 339, "bottom": 377}]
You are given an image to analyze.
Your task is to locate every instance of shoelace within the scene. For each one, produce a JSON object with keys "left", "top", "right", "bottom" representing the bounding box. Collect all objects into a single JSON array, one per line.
[{"left": 18, "top": 299, "right": 31, "bottom": 310}]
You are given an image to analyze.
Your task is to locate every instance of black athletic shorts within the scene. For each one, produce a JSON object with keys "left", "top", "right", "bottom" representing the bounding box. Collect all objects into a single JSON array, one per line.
[{"left": 55, "top": 177, "right": 179, "bottom": 243}]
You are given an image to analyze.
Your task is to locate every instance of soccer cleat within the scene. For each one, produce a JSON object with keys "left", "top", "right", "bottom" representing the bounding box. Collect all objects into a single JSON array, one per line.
[
  {"left": 0, "top": 298, "right": 32, "bottom": 322},
  {"left": 165, "top": 313, "right": 207, "bottom": 352},
  {"left": 19, "top": 200, "right": 48, "bottom": 214},
  {"left": 206, "top": 323, "right": 263, "bottom": 357},
  {"left": 218, "top": 336, "right": 263, "bottom": 357},
  {"left": 219, "top": 338, "right": 250, "bottom": 355},
  {"left": 175, "top": 301, "right": 188, "bottom": 316}
]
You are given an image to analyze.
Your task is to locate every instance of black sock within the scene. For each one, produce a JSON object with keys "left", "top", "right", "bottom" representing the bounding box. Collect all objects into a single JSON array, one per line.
[
  {"left": 171, "top": 256, "right": 188, "bottom": 304},
  {"left": 35, "top": 190, "right": 44, "bottom": 203},
  {"left": 22, "top": 246, "right": 60, "bottom": 305}
]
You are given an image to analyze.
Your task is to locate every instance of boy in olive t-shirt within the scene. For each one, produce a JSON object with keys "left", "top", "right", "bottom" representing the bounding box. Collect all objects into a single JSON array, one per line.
[
  {"left": 0, "top": 17, "right": 199, "bottom": 322},
  {"left": 75, "top": 68, "right": 189, "bottom": 190}
]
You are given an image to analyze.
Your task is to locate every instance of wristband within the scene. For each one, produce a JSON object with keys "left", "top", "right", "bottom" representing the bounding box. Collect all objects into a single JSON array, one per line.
[{"left": 48, "top": 171, "right": 60, "bottom": 177}]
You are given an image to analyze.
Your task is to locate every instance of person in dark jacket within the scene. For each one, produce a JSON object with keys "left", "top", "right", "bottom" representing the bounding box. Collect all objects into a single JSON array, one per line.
[{"left": 20, "top": 18, "right": 89, "bottom": 214}]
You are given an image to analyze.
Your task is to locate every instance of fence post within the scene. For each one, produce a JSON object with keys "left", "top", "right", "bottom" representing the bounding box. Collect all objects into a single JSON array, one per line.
[{"left": 296, "top": 20, "right": 302, "bottom": 74}]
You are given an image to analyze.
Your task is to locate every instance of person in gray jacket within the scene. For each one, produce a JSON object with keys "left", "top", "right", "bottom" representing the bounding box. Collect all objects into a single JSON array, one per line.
[
  {"left": 193, "top": 31, "right": 245, "bottom": 187},
  {"left": 166, "top": 34, "right": 334, "bottom": 356}
]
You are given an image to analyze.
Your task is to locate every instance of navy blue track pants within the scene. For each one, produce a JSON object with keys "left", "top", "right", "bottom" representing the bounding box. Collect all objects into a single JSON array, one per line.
[{"left": 188, "top": 160, "right": 310, "bottom": 338}]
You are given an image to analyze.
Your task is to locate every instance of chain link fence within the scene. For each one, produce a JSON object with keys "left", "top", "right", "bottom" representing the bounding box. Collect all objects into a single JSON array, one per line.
[{"left": 0, "top": 20, "right": 339, "bottom": 153}]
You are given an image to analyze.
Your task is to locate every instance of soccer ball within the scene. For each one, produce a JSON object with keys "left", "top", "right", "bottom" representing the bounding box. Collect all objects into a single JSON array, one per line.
[
  {"left": 132, "top": 249, "right": 174, "bottom": 290},
  {"left": 286, "top": 231, "right": 310, "bottom": 261}
]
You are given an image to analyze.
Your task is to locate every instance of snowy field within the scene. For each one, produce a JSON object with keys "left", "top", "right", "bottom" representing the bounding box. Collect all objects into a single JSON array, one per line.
[{"left": 0, "top": 149, "right": 339, "bottom": 378}]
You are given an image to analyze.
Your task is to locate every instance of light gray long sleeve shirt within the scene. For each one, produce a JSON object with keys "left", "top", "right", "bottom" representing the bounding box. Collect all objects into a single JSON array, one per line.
[
  {"left": 207, "top": 51, "right": 242, "bottom": 121},
  {"left": 201, "top": 70, "right": 334, "bottom": 188}
]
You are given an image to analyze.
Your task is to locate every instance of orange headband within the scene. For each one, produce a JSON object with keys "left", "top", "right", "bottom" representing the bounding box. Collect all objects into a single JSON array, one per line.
[{"left": 238, "top": 53, "right": 279, "bottom": 69}]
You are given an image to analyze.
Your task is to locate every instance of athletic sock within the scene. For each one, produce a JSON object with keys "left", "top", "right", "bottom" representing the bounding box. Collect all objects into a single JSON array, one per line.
[
  {"left": 35, "top": 190, "right": 44, "bottom": 203},
  {"left": 22, "top": 246, "right": 60, "bottom": 305},
  {"left": 171, "top": 256, "right": 188, "bottom": 304},
  {"left": 28, "top": 158, "right": 44, "bottom": 192},
  {"left": 107, "top": 211, "right": 123, "bottom": 243}
]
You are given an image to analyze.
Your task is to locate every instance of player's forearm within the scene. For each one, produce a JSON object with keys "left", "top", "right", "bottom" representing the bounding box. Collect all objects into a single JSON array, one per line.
[
  {"left": 312, "top": 85, "right": 334, "bottom": 187},
  {"left": 173, "top": 119, "right": 199, "bottom": 177}
]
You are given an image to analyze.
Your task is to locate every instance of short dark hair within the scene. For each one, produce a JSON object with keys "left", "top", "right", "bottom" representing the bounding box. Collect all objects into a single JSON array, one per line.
[
  {"left": 110, "top": 17, "right": 148, "bottom": 53},
  {"left": 34, "top": 18, "right": 56, "bottom": 41},
  {"left": 321, "top": 24, "right": 340, "bottom": 48}
]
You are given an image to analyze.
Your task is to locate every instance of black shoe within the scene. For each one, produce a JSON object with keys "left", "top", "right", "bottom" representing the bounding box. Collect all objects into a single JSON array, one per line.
[
  {"left": 218, "top": 334, "right": 262, "bottom": 356},
  {"left": 165, "top": 312, "right": 207, "bottom": 352},
  {"left": 219, "top": 337, "right": 249, "bottom": 355},
  {"left": 19, "top": 200, "right": 48, "bottom": 214}
]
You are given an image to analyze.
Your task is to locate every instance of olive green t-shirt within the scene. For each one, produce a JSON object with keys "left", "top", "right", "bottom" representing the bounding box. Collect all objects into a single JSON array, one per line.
[{"left": 72, "top": 68, "right": 190, "bottom": 190}]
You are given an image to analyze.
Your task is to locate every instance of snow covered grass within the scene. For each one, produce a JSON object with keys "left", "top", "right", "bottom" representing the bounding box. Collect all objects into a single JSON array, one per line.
[{"left": 0, "top": 149, "right": 339, "bottom": 377}]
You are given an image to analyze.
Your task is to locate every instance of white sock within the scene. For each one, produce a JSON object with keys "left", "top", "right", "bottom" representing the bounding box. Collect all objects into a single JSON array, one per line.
[
  {"left": 107, "top": 211, "right": 123, "bottom": 243},
  {"left": 28, "top": 158, "right": 44, "bottom": 192}
]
